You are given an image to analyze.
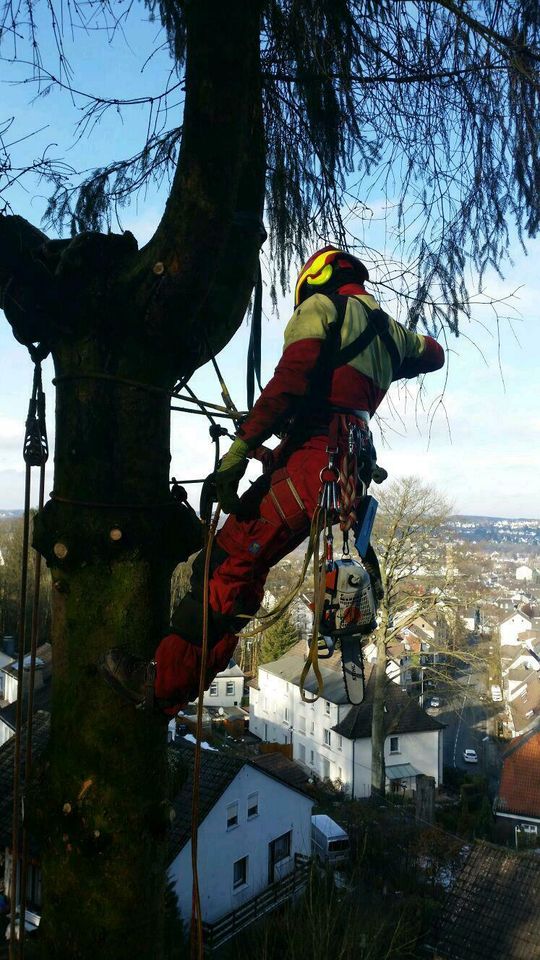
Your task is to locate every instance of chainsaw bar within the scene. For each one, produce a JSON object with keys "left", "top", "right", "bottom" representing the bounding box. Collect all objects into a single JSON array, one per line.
[{"left": 340, "top": 635, "right": 366, "bottom": 705}]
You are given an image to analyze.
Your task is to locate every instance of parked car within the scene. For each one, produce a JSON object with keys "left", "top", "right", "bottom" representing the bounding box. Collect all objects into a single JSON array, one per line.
[
  {"left": 491, "top": 685, "right": 503, "bottom": 702},
  {"left": 311, "top": 815, "right": 350, "bottom": 866},
  {"left": 463, "top": 748, "right": 478, "bottom": 763},
  {"left": 429, "top": 696, "right": 441, "bottom": 709}
]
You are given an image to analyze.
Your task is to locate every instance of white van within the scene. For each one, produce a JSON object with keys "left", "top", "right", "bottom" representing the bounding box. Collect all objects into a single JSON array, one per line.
[
  {"left": 311, "top": 814, "right": 350, "bottom": 865},
  {"left": 491, "top": 684, "right": 503, "bottom": 702}
]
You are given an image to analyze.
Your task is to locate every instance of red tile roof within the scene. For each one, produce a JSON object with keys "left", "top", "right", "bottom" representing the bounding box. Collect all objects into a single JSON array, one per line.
[{"left": 497, "top": 730, "right": 540, "bottom": 818}]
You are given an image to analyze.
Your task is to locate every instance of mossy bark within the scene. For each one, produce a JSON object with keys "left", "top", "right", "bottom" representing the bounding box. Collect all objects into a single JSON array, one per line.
[{"left": 1, "top": 2, "right": 265, "bottom": 957}]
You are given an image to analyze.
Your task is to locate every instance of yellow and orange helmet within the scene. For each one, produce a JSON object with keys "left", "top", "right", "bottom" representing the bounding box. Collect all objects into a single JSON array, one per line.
[{"left": 294, "top": 245, "right": 369, "bottom": 307}]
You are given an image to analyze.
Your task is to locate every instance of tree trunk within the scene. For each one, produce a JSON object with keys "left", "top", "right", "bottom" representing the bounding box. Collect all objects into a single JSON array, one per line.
[
  {"left": 1, "top": 3, "right": 266, "bottom": 957},
  {"left": 371, "top": 629, "right": 387, "bottom": 799}
]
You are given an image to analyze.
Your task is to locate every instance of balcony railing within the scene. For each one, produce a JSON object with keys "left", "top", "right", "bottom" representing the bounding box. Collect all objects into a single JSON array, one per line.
[{"left": 202, "top": 854, "right": 311, "bottom": 953}]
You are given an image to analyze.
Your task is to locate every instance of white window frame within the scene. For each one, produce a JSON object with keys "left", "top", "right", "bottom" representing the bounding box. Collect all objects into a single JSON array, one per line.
[
  {"left": 323, "top": 728, "right": 331, "bottom": 747},
  {"left": 226, "top": 801, "right": 239, "bottom": 830},
  {"left": 209, "top": 682, "right": 218, "bottom": 697},
  {"left": 298, "top": 716, "right": 306, "bottom": 734},
  {"left": 233, "top": 856, "right": 249, "bottom": 890},
  {"left": 337, "top": 735, "right": 343, "bottom": 751},
  {"left": 389, "top": 736, "right": 400, "bottom": 754},
  {"left": 299, "top": 743, "right": 306, "bottom": 763},
  {"left": 226, "top": 680, "right": 235, "bottom": 696},
  {"left": 271, "top": 831, "right": 292, "bottom": 865},
  {"left": 247, "top": 792, "right": 259, "bottom": 819},
  {"left": 324, "top": 700, "right": 331, "bottom": 716}
]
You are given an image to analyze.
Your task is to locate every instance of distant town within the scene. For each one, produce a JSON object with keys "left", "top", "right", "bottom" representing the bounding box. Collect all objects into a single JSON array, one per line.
[{"left": 1, "top": 507, "right": 540, "bottom": 953}]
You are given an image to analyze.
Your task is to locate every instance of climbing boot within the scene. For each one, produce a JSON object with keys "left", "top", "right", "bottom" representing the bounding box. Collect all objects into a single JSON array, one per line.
[{"left": 99, "top": 647, "right": 157, "bottom": 711}]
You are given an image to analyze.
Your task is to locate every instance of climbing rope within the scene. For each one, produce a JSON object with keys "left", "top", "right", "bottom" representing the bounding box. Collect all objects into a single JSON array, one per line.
[
  {"left": 190, "top": 505, "right": 221, "bottom": 960},
  {"left": 10, "top": 352, "right": 49, "bottom": 960}
]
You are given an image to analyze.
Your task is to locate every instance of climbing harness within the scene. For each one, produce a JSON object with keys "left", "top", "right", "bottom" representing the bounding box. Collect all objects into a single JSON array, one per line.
[
  {"left": 299, "top": 414, "right": 382, "bottom": 705},
  {"left": 10, "top": 348, "right": 49, "bottom": 960}
]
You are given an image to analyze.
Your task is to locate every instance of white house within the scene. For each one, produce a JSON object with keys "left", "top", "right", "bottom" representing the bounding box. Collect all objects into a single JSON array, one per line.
[
  {"left": 0, "top": 645, "right": 52, "bottom": 746},
  {"left": 249, "top": 641, "right": 444, "bottom": 798},
  {"left": 516, "top": 565, "right": 533, "bottom": 582},
  {"left": 1, "top": 714, "right": 313, "bottom": 947},
  {"left": 199, "top": 660, "right": 244, "bottom": 709},
  {"left": 499, "top": 612, "right": 532, "bottom": 647},
  {"left": 168, "top": 740, "right": 313, "bottom": 932}
]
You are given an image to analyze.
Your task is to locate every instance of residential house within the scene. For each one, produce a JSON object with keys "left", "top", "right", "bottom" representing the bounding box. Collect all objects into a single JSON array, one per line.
[
  {"left": 516, "top": 564, "right": 533, "bottom": 581},
  {"left": 0, "top": 647, "right": 14, "bottom": 701},
  {"left": 504, "top": 670, "right": 540, "bottom": 738},
  {"left": 0, "top": 644, "right": 52, "bottom": 746},
  {"left": 0, "top": 711, "right": 49, "bottom": 911},
  {"left": 494, "top": 730, "right": 540, "bottom": 847},
  {"left": 249, "top": 641, "right": 444, "bottom": 797},
  {"left": 168, "top": 740, "right": 313, "bottom": 941},
  {"left": 499, "top": 611, "right": 532, "bottom": 647},
  {"left": 202, "top": 660, "right": 245, "bottom": 708},
  {"left": 1, "top": 717, "right": 313, "bottom": 949},
  {"left": 426, "top": 841, "right": 540, "bottom": 960}
]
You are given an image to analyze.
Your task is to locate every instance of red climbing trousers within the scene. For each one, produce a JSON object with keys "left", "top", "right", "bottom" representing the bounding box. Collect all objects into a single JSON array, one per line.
[{"left": 154, "top": 431, "right": 359, "bottom": 714}]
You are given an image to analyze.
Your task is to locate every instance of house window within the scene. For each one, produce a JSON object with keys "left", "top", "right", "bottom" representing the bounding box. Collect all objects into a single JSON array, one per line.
[
  {"left": 322, "top": 758, "right": 330, "bottom": 779},
  {"left": 283, "top": 707, "right": 289, "bottom": 722},
  {"left": 337, "top": 735, "right": 343, "bottom": 751},
  {"left": 226, "top": 681, "right": 234, "bottom": 696},
  {"left": 209, "top": 682, "right": 218, "bottom": 697},
  {"left": 299, "top": 743, "right": 306, "bottom": 763},
  {"left": 298, "top": 716, "right": 306, "bottom": 734},
  {"left": 324, "top": 700, "right": 331, "bottom": 716},
  {"left": 389, "top": 736, "right": 400, "bottom": 754},
  {"left": 310, "top": 750, "right": 315, "bottom": 766},
  {"left": 226, "top": 801, "right": 239, "bottom": 830},
  {"left": 310, "top": 720, "right": 315, "bottom": 735},
  {"left": 247, "top": 792, "right": 259, "bottom": 819},
  {"left": 323, "top": 729, "right": 331, "bottom": 747},
  {"left": 233, "top": 856, "right": 248, "bottom": 889},
  {"left": 271, "top": 831, "right": 291, "bottom": 864}
]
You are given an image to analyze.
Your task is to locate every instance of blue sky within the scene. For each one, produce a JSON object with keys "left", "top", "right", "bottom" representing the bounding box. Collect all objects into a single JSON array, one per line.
[{"left": 1, "top": 8, "right": 539, "bottom": 517}]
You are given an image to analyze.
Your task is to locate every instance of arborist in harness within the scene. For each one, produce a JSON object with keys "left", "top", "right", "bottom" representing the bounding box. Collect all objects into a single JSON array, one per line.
[{"left": 100, "top": 246, "right": 445, "bottom": 714}]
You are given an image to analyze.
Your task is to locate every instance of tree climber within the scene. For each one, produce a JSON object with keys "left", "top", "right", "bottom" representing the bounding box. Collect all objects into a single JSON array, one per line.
[{"left": 100, "top": 246, "right": 445, "bottom": 714}]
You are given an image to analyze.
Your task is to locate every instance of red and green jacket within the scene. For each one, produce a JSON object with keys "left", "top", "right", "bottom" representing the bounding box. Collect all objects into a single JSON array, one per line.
[{"left": 238, "top": 283, "right": 445, "bottom": 448}]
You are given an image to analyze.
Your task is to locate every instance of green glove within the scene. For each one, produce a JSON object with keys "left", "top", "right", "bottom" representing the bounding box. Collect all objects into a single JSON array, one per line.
[{"left": 215, "top": 438, "right": 249, "bottom": 514}]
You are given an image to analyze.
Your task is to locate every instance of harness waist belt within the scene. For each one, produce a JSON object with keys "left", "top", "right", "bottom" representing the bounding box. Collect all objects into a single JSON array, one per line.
[{"left": 330, "top": 406, "right": 370, "bottom": 424}]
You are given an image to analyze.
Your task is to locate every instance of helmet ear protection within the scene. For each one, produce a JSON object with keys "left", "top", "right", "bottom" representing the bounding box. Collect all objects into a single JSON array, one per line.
[
  {"left": 306, "top": 263, "right": 334, "bottom": 289},
  {"left": 294, "top": 247, "right": 341, "bottom": 307}
]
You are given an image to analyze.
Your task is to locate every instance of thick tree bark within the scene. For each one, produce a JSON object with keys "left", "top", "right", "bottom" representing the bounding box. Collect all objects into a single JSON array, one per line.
[{"left": 1, "top": 3, "right": 266, "bottom": 958}]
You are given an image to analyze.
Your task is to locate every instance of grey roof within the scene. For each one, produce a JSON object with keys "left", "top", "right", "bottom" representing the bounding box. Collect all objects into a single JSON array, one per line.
[
  {"left": 0, "top": 681, "right": 51, "bottom": 732},
  {"left": 507, "top": 667, "right": 535, "bottom": 682},
  {"left": 0, "top": 710, "right": 50, "bottom": 848},
  {"left": 168, "top": 740, "right": 313, "bottom": 856},
  {"left": 252, "top": 752, "right": 311, "bottom": 793},
  {"left": 431, "top": 842, "right": 540, "bottom": 960},
  {"left": 216, "top": 659, "right": 244, "bottom": 678},
  {"left": 386, "top": 763, "right": 422, "bottom": 781},
  {"left": 333, "top": 664, "right": 445, "bottom": 741},
  {"left": 260, "top": 647, "right": 351, "bottom": 705},
  {"left": 168, "top": 740, "right": 245, "bottom": 855}
]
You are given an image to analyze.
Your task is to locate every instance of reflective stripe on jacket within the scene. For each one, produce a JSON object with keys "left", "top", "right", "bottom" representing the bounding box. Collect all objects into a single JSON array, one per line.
[{"left": 238, "top": 286, "right": 445, "bottom": 448}]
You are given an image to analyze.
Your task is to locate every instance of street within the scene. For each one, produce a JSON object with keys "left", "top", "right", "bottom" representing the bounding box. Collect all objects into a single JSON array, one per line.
[{"left": 427, "top": 665, "right": 503, "bottom": 796}]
